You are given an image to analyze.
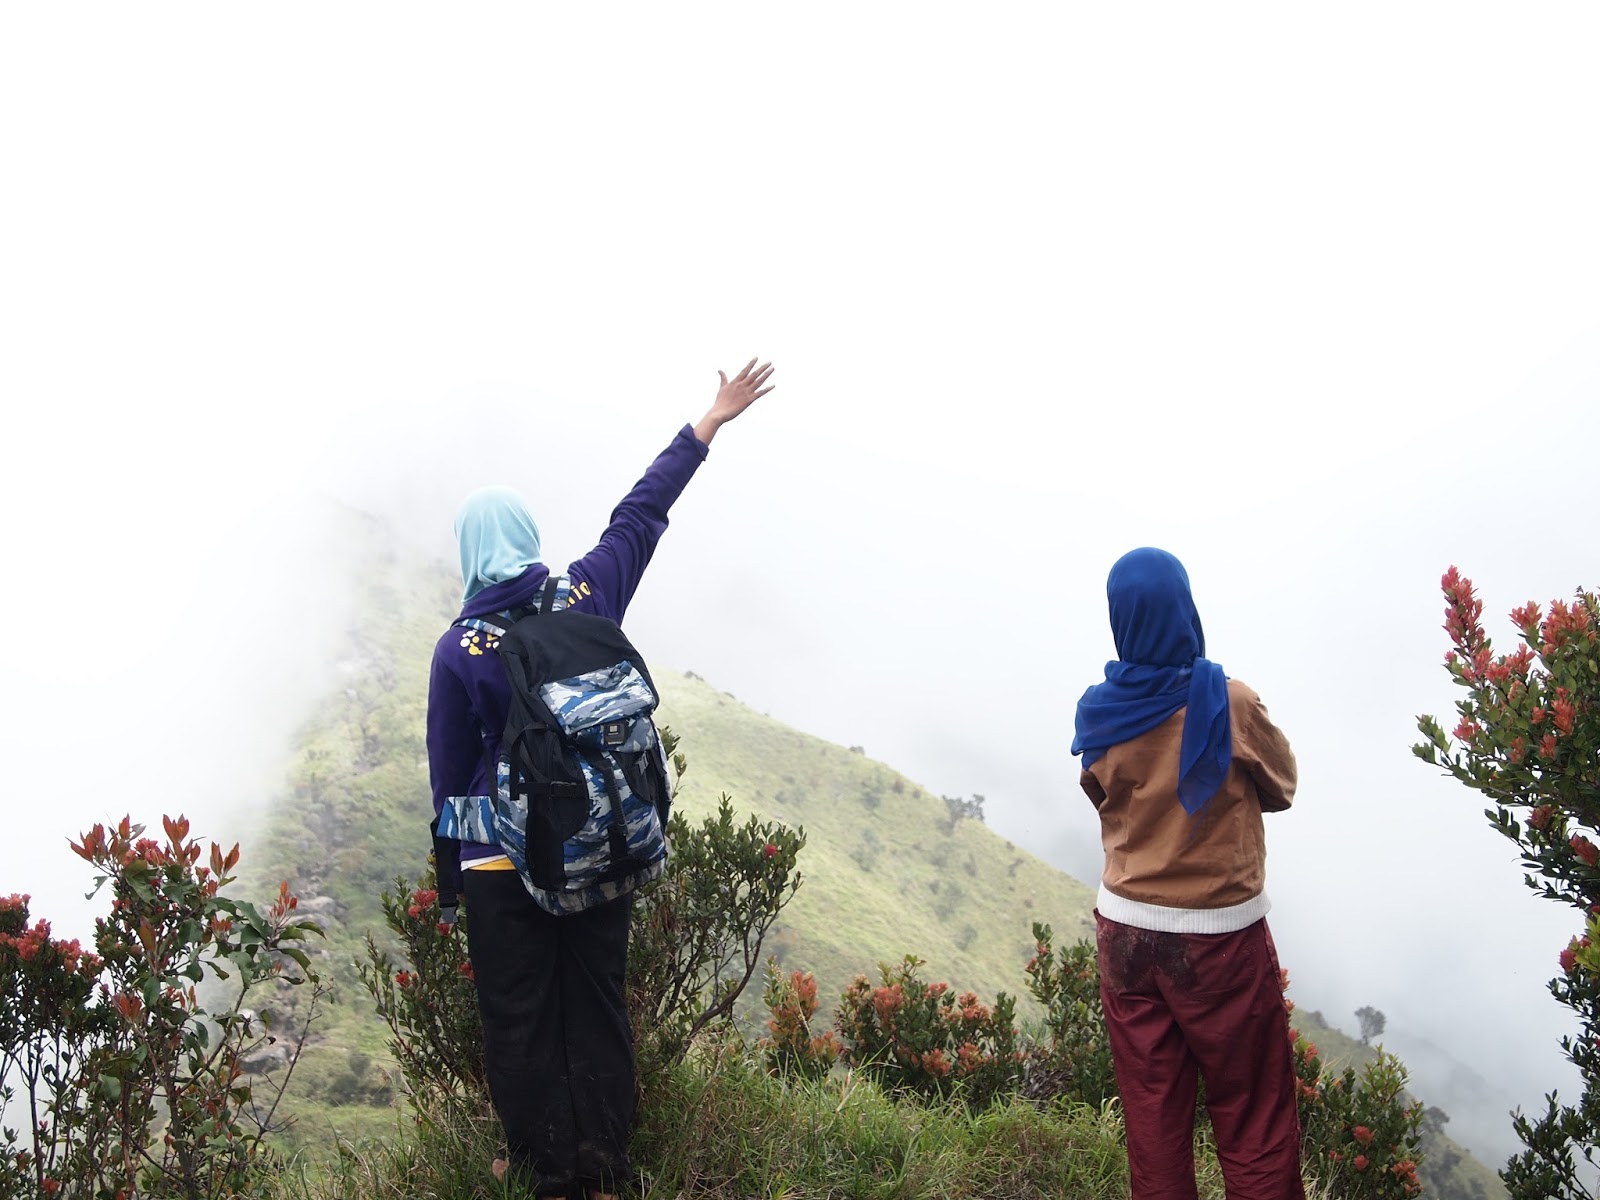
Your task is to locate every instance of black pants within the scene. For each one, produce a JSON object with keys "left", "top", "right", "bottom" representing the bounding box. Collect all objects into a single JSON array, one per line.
[{"left": 463, "top": 870, "right": 635, "bottom": 1197}]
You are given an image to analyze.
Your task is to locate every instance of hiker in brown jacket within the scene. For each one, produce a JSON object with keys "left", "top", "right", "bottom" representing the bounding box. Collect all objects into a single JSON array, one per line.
[{"left": 1072, "top": 547, "right": 1303, "bottom": 1200}]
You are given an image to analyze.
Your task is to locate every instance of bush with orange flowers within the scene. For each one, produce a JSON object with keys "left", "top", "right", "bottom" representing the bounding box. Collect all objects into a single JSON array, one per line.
[
  {"left": 834, "top": 955, "right": 1020, "bottom": 1109},
  {"left": 1417, "top": 570, "right": 1600, "bottom": 1198},
  {"left": 757, "top": 964, "right": 841, "bottom": 1082}
]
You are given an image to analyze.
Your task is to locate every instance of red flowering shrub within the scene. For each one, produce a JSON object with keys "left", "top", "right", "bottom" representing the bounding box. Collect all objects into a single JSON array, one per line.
[
  {"left": 0, "top": 816, "right": 323, "bottom": 1199},
  {"left": 757, "top": 963, "right": 841, "bottom": 1081},
  {"left": 1416, "top": 570, "right": 1600, "bottom": 1199},
  {"left": 834, "top": 955, "right": 1020, "bottom": 1109},
  {"left": 1284, "top": 971, "right": 1424, "bottom": 1199}
]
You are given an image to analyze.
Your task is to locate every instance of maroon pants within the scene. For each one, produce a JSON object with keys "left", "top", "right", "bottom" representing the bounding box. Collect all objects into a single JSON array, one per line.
[{"left": 1096, "top": 913, "right": 1304, "bottom": 1200}]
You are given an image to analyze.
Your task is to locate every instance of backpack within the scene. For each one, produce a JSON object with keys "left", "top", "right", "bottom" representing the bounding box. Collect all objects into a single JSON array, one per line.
[{"left": 433, "top": 575, "right": 672, "bottom": 916}]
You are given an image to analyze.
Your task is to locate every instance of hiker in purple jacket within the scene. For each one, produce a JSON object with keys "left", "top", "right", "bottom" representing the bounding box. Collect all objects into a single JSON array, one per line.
[{"left": 427, "top": 359, "right": 776, "bottom": 1200}]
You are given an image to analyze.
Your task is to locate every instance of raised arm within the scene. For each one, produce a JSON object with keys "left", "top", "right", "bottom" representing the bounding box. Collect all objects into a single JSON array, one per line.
[{"left": 572, "top": 359, "right": 776, "bottom": 621}]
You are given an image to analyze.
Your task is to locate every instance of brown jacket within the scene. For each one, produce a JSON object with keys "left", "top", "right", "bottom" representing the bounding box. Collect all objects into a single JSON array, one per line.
[{"left": 1080, "top": 678, "right": 1296, "bottom": 932}]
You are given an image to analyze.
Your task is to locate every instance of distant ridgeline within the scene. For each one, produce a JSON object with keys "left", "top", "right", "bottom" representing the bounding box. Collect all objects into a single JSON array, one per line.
[{"left": 235, "top": 534, "right": 1505, "bottom": 1199}]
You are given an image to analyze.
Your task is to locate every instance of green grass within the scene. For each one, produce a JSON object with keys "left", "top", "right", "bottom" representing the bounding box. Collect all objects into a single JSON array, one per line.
[{"left": 264, "top": 1039, "right": 1326, "bottom": 1200}]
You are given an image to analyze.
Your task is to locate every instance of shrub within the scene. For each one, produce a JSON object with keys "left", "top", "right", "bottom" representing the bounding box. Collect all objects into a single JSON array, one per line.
[
  {"left": 1020, "top": 922, "right": 1117, "bottom": 1110},
  {"left": 0, "top": 816, "right": 324, "bottom": 1199},
  {"left": 756, "top": 963, "right": 841, "bottom": 1081},
  {"left": 627, "top": 796, "right": 806, "bottom": 1072},
  {"left": 1415, "top": 569, "right": 1600, "bottom": 1198},
  {"left": 1285, "top": 972, "right": 1423, "bottom": 1199},
  {"left": 357, "top": 879, "right": 485, "bottom": 1117},
  {"left": 835, "top": 956, "right": 1020, "bottom": 1109}
]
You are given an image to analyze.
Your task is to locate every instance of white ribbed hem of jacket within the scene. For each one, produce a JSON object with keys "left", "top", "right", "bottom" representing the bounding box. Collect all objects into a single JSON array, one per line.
[{"left": 1096, "top": 883, "right": 1271, "bottom": 934}]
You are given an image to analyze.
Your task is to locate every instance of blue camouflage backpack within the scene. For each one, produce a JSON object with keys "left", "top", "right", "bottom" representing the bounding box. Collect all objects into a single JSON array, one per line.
[{"left": 434, "top": 574, "right": 672, "bottom": 915}]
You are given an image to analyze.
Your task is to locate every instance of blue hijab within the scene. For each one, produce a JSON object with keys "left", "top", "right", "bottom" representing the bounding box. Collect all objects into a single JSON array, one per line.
[
  {"left": 454, "top": 486, "right": 543, "bottom": 602},
  {"left": 1070, "top": 547, "right": 1232, "bottom": 815}
]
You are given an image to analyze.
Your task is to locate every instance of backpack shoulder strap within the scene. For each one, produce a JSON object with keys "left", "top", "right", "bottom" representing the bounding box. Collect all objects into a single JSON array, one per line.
[
  {"left": 454, "top": 574, "right": 570, "bottom": 634},
  {"left": 455, "top": 615, "right": 509, "bottom": 636}
]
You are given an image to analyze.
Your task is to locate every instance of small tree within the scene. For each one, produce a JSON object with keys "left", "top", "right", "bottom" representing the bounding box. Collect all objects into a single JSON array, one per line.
[
  {"left": 1355, "top": 1006, "right": 1386, "bottom": 1046},
  {"left": 1415, "top": 568, "right": 1600, "bottom": 1199},
  {"left": 940, "top": 794, "right": 985, "bottom": 834}
]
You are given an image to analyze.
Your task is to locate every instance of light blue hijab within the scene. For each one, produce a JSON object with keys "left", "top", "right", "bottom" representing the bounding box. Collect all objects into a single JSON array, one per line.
[{"left": 454, "top": 486, "right": 542, "bottom": 601}]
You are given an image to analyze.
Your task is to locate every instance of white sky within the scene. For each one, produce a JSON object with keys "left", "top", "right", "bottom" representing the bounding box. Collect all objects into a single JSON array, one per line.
[{"left": 3, "top": 2, "right": 1597, "bottom": 1164}]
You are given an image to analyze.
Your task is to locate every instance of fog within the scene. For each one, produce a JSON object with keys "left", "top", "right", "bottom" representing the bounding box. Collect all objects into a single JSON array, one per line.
[{"left": 3, "top": 3, "right": 1597, "bottom": 1166}]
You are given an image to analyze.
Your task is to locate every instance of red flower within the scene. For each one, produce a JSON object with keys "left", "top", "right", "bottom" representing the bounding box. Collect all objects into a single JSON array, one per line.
[
  {"left": 1531, "top": 707, "right": 1546, "bottom": 725},
  {"left": 1354, "top": 1155, "right": 1369, "bottom": 1171},
  {"left": 1542, "top": 734, "right": 1559, "bottom": 759},
  {"left": 1570, "top": 834, "right": 1597, "bottom": 868},
  {"left": 458, "top": 961, "right": 476, "bottom": 982},
  {"left": 1352, "top": 1125, "right": 1373, "bottom": 1145},
  {"left": 1554, "top": 698, "right": 1577, "bottom": 736},
  {"left": 1528, "top": 805, "right": 1553, "bottom": 831},
  {"left": 1510, "top": 601, "right": 1541, "bottom": 629},
  {"left": 407, "top": 905, "right": 422, "bottom": 919},
  {"left": 1561, "top": 946, "right": 1578, "bottom": 974},
  {"left": 763, "top": 843, "right": 779, "bottom": 858}
]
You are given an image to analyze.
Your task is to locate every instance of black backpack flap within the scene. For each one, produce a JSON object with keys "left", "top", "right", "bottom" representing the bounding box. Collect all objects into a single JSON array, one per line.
[{"left": 502, "top": 607, "right": 660, "bottom": 700}]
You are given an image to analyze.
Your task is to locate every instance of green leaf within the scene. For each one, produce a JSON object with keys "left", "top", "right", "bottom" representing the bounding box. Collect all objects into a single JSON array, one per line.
[{"left": 279, "top": 947, "right": 313, "bottom": 972}]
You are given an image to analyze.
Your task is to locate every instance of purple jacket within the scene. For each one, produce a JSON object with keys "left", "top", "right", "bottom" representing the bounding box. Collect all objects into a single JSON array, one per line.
[{"left": 426, "top": 425, "right": 709, "bottom": 871}]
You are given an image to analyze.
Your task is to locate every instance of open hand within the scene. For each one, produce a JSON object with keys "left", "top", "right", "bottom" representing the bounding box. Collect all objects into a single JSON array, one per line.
[{"left": 695, "top": 358, "right": 775, "bottom": 444}]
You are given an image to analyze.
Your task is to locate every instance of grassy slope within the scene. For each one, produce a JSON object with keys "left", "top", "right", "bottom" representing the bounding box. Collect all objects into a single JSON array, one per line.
[{"left": 654, "top": 669, "right": 1097, "bottom": 1018}]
